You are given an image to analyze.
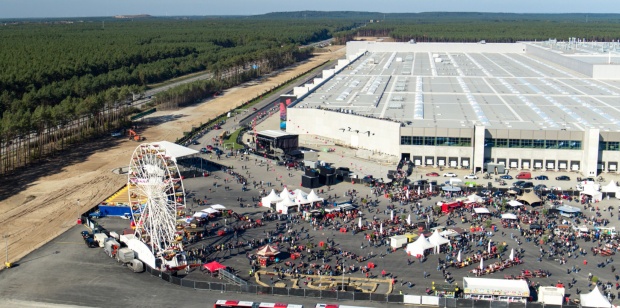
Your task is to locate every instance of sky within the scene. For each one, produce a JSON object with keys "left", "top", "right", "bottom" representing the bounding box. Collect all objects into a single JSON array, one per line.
[{"left": 1, "top": 0, "right": 619, "bottom": 19}]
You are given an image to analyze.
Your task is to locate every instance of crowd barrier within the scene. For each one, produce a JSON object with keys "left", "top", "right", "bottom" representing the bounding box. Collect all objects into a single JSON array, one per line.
[{"left": 143, "top": 265, "right": 403, "bottom": 303}]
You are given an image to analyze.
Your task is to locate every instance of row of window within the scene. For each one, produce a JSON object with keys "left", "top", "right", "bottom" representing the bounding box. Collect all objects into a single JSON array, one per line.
[
  {"left": 600, "top": 141, "right": 620, "bottom": 151},
  {"left": 485, "top": 138, "right": 581, "bottom": 150},
  {"left": 400, "top": 136, "right": 472, "bottom": 147}
]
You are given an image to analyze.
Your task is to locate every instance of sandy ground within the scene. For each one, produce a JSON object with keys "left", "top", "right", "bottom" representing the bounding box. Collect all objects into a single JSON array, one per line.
[{"left": 0, "top": 46, "right": 346, "bottom": 269}]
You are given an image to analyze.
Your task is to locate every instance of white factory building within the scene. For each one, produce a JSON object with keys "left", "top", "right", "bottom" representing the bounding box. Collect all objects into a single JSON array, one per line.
[{"left": 286, "top": 40, "right": 620, "bottom": 176}]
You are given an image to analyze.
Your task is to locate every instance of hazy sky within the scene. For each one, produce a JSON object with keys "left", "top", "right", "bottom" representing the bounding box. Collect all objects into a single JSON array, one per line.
[{"left": 1, "top": 0, "right": 619, "bottom": 19}]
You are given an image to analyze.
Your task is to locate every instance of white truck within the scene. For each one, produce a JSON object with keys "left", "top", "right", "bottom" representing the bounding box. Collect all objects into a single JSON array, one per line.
[{"left": 116, "top": 247, "right": 135, "bottom": 264}]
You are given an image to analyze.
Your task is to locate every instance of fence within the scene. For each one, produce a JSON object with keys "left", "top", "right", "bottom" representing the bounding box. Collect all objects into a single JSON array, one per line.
[{"left": 143, "top": 264, "right": 403, "bottom": 303}]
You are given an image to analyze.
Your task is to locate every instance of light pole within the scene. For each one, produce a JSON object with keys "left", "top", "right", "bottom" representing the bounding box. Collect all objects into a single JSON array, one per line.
[
  {"left": 3, "top": 234, "right": 10, "bottom": 268},
  {"left": 76, "top": 199, "right": 80, "bottom": 222},
  {"left": 341, "top": 259, "right": 346, "bottom": 291}
]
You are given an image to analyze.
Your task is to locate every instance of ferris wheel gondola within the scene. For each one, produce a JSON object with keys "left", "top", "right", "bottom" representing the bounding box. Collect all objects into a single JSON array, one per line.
[{"left": 128, "top": 143, "right": 187, "bottom": 272}]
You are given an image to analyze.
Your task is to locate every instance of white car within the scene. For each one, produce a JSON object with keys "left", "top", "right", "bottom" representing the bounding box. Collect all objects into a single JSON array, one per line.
[
  {"left": 443, "top": 172, "right": 457, "bottom": 177},
  {"left": 464, "top": 174, "right": 478, "bottom": 179}
]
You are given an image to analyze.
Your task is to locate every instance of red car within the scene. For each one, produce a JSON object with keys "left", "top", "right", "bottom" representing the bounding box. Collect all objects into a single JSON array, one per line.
[{"left": 426, "top": 172, "right": 439, "bottom": 177}]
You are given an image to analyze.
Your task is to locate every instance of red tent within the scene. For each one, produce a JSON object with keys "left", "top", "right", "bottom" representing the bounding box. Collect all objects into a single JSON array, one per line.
[{"left": 203, "top": 261, "right": 226, "bottom": 272}]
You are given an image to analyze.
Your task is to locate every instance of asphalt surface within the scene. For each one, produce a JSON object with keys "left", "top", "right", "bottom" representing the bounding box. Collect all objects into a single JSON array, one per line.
[
  {"left": 2, "top": 134, "right": 620, "bottom": 307},
  {"left": 3, "top": 56, "right": 620, "bottom": 307}
]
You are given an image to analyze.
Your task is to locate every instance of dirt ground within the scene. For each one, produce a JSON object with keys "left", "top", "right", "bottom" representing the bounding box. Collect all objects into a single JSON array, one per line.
[{"left": 0, "top": 46, "right": 346, "bottom": 269}]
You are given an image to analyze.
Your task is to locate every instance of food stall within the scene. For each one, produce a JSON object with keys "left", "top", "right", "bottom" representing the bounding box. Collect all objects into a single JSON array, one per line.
[
  {"left": 432, "top": 281, "right": 460, "bottom": 298},
  {"left": 256, "top": 244, "right": 280, "bottom": 267},
  {"left": 463, "top": 277, "right": 529, "bottom": 303},
  {"left": 390, "top": 235, "right": 408, "bottom": 249}
]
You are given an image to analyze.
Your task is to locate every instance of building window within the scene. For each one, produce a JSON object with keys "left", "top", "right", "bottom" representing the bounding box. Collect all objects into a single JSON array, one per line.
[
  {"left": 533, "top": 139, "right": 545, "bottom": 148},
  {"left": 436, "top": 137, "right": 448, "bottom": 146},
  {"left": 412, "top": 136, "right": 424, "bottom": 145},
  {"left": 509, "top": 139, "right": 520, "bottom": 148},
  {"left": 460, "top": 137, "right": 472, "bottom": 146},
  {"left": 495, "top": 139, "right": 508, "bottom": 148},
  {"left": 558, "top": 140, "right": 570, "bottom": 149},
  {"left": 571, "top": 141, "right": 581, "bottom": 149},
  {"left": 608, "top": 142, "right": 619, "bottom": 151},
  {"left": 400, "top": 136, "right": 412, "bottom": 145},
  {"left": 448, "top": 137, "right": 459, "bottom": 146},
  {"left": 546, "top": 140, "right": 558, "bottom": 149},
  {"left": 521, "top": 139, "right": 533, "bottom": 148},
  {"left": 484, "top": 138, "right": 494, "bottom": 147},
  {"left": 424, "top": 136, "right": 436, "bottom": 146}
]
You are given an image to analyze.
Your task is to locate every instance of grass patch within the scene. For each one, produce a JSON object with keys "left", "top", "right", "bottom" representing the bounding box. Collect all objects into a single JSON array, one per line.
[{"left": 224, "top": 128, "right": 246, "bottom": 150}]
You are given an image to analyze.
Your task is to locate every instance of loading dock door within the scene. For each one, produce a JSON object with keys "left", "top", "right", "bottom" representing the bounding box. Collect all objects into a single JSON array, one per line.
[
  {"left": 610, "top": 162, "right": 617, "bottom": 171},
  {"left": 523, "top": 161, "right": 530, "bottom": 169},
  {"left": 547, "top": 161, "right": 555, "bottom": 169},
  {"left": 509, "top": 160, "right": 518, "bottom": 168},
  {"left": 462, "top": 159, "right": 470, "bottom": 167},
  {"left": 438, "top": 159, "right": 445, "bottom": 166},
  {"left": 559, "top": 162, "right": 567, "bottom": 169}
]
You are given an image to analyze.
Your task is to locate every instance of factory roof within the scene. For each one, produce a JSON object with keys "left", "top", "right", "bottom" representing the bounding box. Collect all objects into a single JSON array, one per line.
[{"left": 293, "top": 48, "right": 620, "bottom": 131}]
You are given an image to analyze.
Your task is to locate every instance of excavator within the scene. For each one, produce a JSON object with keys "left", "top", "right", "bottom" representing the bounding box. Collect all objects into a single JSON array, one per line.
[{"left": 128, "top": 129, "right": 145, "bottom": 142}]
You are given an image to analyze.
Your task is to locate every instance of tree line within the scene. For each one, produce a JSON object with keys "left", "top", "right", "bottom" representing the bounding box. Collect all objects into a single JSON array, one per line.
[
  {"left": 0, "top": 17, "right": 359, "bottom": 175},
  {"left": 333, "top": 15, "right": 620, "bottom": 43}
]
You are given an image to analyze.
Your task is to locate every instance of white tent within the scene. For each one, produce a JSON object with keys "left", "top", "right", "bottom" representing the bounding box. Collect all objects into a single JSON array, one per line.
[
  {"left": 293, "top": 189, "right": 308, "bottom": 199},
  {"left": 261, "top": 189, "right": 282, "bottom": 208},
  {"left": 201, "top": 208, "right": 218, "bottom": 214},
  {"left": 294, "top": 190, "right": 311, "bottom": 205},
  {"left": 306, "top": 190, "right": 324, "bottom": 203},
  {"left": 602, "top": 180, "right": 618, "bottom": 193},
  {"left": 405, "top": 234, "right": 435, "bottom": 257},
  {"left": 580, "top": 287, "right": 611, "bottom": 308},
  {"left": 275, "top": 194, "right": 298, "bottom": 214},
  {"left": 501, "top": 213, "right": 518, "bottom": 220},
  {"left": 580, "top": 188, "right": 603, "bottom": 202},
  {"left": 467, "top": 194, "right": 483, "bottom": 203},
  {"left": 279, "top": 187, "right": 294, "bottom": 200},
  {"left": 429, "top": 230, "right": 450, "bottom": 250},
  {"left": 151, "top": 141, "right": 199, "bottom": 160},
  {"left": 210, "top": 204, "right": 226, "bottom": 210},
  {"left": 507, "top": 200, "right": 523, "bottom": 207},
  {"left": 193, "top": 212, "right": 208, "bottom": 218},
  {"left": 473, "top": 207, "right": 490, "bottom": 214}
]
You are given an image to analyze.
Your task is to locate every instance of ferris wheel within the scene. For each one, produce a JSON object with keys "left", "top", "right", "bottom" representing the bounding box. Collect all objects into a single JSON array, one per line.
[{"left": 127, "top": 143, "right": 186, "bottom": 269}]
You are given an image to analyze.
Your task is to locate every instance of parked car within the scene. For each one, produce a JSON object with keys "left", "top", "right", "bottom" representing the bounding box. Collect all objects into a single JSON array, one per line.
[
  {"left": 480, "top": 189, "right": 491, "bottom": 195},
  {"left": 500, "top": 175, "right": 513, "bottom": 180},
  {"left": 464, "top": 174, "right": 478, "bottom": 179},
  {"left": 534, "top": 184, "right": 548, "bottom": 191},
  {"left": 513, "top": 181, "right": 525, "bottom": 188},
  {"left": 547, "top": 193, "right": 558, "bottom": 200},
  {"left": 492, "top": 191, "right": 504, "bottom": 198},
  {"left": 443, "top": 172, "right": 457, "bottom": 177},
  {"left": 200, "top": 148, "right": 210, "bottom": 154},
  {"left": 534, "top": 175, "right": 548, "bottom": 180},
  {"left": 520, "top": 182, "right": 534, "bottom": 189},
  {"left": 426, "top": 172, "right": 440, "bottom": 177},
  {"left": 556, "top": 175, "right": 571, "bottom": 181}
]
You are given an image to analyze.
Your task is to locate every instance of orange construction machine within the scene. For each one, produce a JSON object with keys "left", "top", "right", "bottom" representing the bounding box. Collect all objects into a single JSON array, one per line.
[{"left": 128, "top": 129, "right": 145, "bottom": 142}]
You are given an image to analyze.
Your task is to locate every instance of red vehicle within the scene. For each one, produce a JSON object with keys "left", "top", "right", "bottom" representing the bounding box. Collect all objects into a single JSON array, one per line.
[
  {"left": 214, "top": 300, "right": 302, "bottom": 308},
  {"left": 213, "top": 125, "right": 221, "bottom": 130},
  {"left": 426, "top": 172, "right": 440, "bottom": 177},
  {"left": 440, "top": 201, "right": 464, "bottom": 213}
]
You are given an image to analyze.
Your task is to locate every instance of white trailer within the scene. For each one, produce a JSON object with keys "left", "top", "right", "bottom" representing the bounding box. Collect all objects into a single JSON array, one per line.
[{"left": 93, "top": 233, "right": 108, "bottom": 248}]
